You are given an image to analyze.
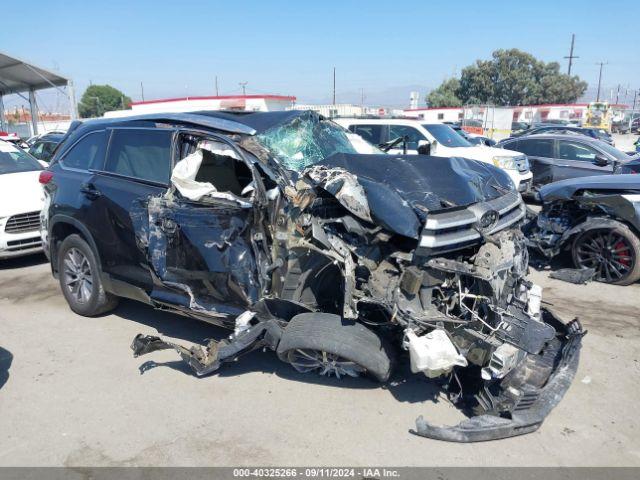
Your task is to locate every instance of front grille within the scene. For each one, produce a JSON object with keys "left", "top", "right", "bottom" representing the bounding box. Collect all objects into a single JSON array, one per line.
[
  {"left": 4, "top": 211, "right": 41, "bottom": 233},
  {"left": 6, "top": 237, "right": 41, "bottom": 251},
  {"left": 417, "top": 190, "right": 525, "bottom": 255}
]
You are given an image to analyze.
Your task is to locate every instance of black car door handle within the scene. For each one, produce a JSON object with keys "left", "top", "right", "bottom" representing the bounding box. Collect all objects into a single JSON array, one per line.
[{"left": 80, "top": 183, "right": 102, "bottom": 199}]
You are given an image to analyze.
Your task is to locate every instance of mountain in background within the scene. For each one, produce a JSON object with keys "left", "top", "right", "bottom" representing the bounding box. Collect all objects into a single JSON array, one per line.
[{"left": 578, "top": 84, "right": 637, "bottom": 106}]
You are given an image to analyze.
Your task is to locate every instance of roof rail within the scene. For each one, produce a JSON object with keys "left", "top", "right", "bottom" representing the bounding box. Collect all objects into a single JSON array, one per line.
[{"left": 103, "top": 112, "right": 257, "bottom": 135}]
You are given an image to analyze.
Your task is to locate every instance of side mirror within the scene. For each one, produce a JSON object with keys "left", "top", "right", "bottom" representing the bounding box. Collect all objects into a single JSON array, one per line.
[
  {"left": 594, "top": 155, "right": 610, "bottom": 167},
  {"left": 417, "top": 139, "right": 430, "bottom": 155}
]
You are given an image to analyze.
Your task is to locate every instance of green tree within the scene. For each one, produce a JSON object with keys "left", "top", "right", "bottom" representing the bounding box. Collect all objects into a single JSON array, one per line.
[
  {"left": 427, "top": 49, "right": 588, "bottom": 107},
  {"left": 426, "top": 78, "right": 462, "bottom": 107},
  {"left": 78, "top": 84, "right": 132, "bottom": 118}
]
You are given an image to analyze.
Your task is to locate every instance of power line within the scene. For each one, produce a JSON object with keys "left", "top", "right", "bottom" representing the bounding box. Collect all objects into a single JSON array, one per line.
[{"left": 563, "top": 34, "right": 579, "bottom": 75}]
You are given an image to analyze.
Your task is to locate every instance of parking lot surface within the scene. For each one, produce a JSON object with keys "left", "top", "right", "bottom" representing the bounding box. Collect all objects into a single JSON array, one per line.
[{"left": 0, "top": 251, "right": 639, "bottom": 467}]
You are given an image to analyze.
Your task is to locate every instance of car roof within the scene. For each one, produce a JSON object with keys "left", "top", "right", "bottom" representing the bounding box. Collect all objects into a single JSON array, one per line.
[
  {"left": 37, "top": 133, "right": 65, "bottom": 142},
  {"left": 502, "top": 133, "right": 603, "bottom": 144},
  {"left": 533, "top": 125, "right": 593, "bottom": 132},
  {"left": 335, "top": 118, "right": 425, "bottom": 125},
  {"left": 78, "top": 110, "right": 318, "bottom": 136}
]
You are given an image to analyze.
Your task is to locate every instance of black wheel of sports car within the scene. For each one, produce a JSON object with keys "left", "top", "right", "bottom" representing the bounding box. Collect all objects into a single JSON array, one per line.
[{"left": 572, "top": 223, "right": 640, "bottom": 285}]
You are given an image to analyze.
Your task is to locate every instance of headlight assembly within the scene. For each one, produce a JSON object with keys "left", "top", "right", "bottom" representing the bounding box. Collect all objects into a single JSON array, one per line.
[{"left": 492, "top": 156, "right": 518, "bottom": 170}]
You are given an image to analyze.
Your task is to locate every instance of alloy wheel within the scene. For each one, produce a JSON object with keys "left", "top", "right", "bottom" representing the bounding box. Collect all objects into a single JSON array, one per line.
[
  {"left": 62, "top": 247, "right": 94, "bottom": 304},
  {"left": 286, "top": 348, "right": 365, "bottom": 379},
  {"left": 575, "top": 230, "right": 635, "bottom": 283}
]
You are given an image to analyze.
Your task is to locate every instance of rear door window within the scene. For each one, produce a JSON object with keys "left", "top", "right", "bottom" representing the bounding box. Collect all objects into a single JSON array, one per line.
[
  {"left": 349, "top": 124, "right": 385, "bottom": 144},
  {"left": 517, "top": 138, "right": 554, "bottom": 158},
  {"left": 105, "top": 129, "right": 173, "bottom": 184},
  {"left": 61, "top": 130, "right": 107, "bottom": 170}
]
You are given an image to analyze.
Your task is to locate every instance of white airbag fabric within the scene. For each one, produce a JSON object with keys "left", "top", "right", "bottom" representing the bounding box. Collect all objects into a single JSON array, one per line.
[{"left": 170, "top": 141, "right": 250, "bottom": 206}]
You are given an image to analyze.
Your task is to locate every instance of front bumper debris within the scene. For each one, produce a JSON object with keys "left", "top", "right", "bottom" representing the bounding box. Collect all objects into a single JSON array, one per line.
[
  {"left": 411, "top": 318, "right": 584, "bottom": 442},
  {"left": 131, "top": 319, "right": 283, "bottom": 376}
]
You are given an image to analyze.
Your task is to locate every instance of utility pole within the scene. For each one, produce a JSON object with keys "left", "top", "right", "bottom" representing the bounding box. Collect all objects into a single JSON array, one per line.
[
  {"left": 140, "top": 82, "right": 145, "bottom": 102},
  {"left": 595, "top": 62, "right": 607, "bottom": 102},
  {"left": 239, "top": 82, "right": 248, "bottom": 95},
  {"left": 564, "top": 34, "right": 579, "bottom": 75},
  {"left": 332, "top": 67, "right": 336, "bottom": 105},
  {"left": 215, "top": 76, "right": 219, "bottom": 96}
]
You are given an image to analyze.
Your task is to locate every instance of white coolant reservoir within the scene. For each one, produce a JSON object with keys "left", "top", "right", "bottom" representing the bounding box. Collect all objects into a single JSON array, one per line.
[
  {"left": 406, "top": 329, "right": 468, "bottom": 378},
  {"left": 527, "top": 284, "right": 543, "bottom": 319}
]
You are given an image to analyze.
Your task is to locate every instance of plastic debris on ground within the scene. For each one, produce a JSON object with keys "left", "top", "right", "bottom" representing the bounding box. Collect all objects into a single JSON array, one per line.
[{"left": 549, "top": 267, "right": 596, "bottom": 285}]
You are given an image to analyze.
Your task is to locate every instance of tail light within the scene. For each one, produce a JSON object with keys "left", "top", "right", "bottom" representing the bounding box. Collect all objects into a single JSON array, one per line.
[{"left": 39, "top": 171, "right": 54, "bottom": 184}]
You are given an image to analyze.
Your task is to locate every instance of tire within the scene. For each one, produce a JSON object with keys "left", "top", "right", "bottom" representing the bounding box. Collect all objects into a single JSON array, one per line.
[
  {"left": 277, "top": 313, "right": 393, "bottom": 382},
  {"left": 57, "top": 234, "right": 119, "bottom": 316},
  {"left": 571, "top": 222, "right": 640, "bottom": 286}
]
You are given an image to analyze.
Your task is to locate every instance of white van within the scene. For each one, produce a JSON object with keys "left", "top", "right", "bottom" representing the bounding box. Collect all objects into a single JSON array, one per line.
[{"left": 334, "top": 118, "right": 533, "bottom": 192}]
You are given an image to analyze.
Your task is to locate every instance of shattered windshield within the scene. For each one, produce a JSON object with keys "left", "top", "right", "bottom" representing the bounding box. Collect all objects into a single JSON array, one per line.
[{"left": 257, "top": 113, "right": 361, "bottom": 171}]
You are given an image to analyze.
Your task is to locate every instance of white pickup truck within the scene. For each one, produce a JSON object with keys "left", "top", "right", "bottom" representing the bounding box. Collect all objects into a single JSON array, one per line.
[{"left": 334, "top": 118, "right": 533, "bottom": 193}]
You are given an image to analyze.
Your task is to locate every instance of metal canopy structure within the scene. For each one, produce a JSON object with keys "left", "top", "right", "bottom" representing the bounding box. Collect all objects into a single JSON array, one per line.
[{"left": 0, "top": 51, "right": 77, "bottom": 135}]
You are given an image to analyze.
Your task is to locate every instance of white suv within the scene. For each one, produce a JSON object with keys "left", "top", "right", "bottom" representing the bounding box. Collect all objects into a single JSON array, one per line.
[
  {"left": 0, "top": 140, "right": 44, "bottom": 259},
  {"left": 334, "top": 118, "right": 533, "bottom": 192}
]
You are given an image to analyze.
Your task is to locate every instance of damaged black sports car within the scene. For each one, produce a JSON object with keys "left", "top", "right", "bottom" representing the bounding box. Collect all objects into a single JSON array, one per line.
[
  {"left": 526, "top": 174, "right": 640, "bottom": 285},
  {"left": 40, "top": 110, "right": 583, "bottom": 442}
]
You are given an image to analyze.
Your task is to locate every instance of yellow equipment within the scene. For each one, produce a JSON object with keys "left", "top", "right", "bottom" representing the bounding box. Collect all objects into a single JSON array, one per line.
[{"left": 584, "top": 102, "right": 612, "bottom": 131}]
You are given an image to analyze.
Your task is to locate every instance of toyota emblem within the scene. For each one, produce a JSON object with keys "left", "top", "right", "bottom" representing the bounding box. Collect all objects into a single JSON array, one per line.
[{"left": 478, "top": 210, "right": 499, "bottom": 231}]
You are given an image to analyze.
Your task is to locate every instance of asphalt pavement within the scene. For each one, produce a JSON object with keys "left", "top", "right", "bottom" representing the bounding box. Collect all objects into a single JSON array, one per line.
[{"left": 0, "top": 252, "right": 638, "bottom": 466}]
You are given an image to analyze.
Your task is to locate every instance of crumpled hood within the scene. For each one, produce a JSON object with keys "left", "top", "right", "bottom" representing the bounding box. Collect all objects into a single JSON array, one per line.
[
  {"left": 539, "top": 174, "right": 640, "bottom": 203},
  {"left": 305, "top": 153, "right": 515, "bottom": 239}
]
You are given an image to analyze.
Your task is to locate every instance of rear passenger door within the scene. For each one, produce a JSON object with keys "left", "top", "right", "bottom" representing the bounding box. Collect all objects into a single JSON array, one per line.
[
  {"left": 88, "top": 127, "right": 175, "bottom": 295},
  {"left": 53, "top": 129, "right": 109, "bottom": 226},
  {"left": 511, "top": 138, "right": 556, "bottom": 186}
]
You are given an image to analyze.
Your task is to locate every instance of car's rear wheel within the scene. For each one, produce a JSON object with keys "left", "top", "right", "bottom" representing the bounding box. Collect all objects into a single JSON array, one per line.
[
  {"left": 572, "top": 222, "right": 640, "bottom": 285},
  {"left": 58, "top": 234, "right": 119, "bottom": 316},
  {"left": 277, "top": 313, "right": 393, "bottom": 382}
]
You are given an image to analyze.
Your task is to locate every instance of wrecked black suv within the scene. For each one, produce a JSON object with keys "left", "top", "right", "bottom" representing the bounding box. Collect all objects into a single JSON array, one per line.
[{"left": 40, "top": 111, "right": 582, "bottom": 442}]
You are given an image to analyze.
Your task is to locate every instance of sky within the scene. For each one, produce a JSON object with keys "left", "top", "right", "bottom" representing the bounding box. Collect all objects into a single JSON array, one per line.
[{"left": 1, "top": 0, "right": 639, "bottom": 111}]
